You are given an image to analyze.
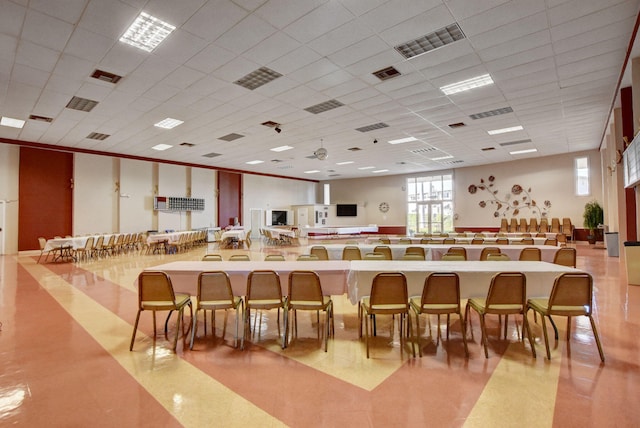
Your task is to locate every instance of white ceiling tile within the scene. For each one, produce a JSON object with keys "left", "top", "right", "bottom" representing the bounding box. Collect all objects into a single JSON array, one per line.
[
  {"left": 484, "top": 44, "right": 555, "bottom": 72},
  {"left": 162, "top": 66, "right": 205, "bottom": 89},
  {"left": 267, "top": 46, "right": 322, "bottom": 74},
  {"left": 182, "top": 0, "right": 248, "bottom": 41},
  {"left": 211, "top": 56, "right": 260, "bottom": 82},
  {"left": 0, "top": 33, "right": 18, "bottom": 63},
  {"left": 256, "top": 0, "right": 327, "bottom": 30},
  {"left": 53, "top": 53, "right": 97, "bottom": 81},
  {"left": 99, "top": 44, "right": 147, "bottom": 75},
  {"left": 241, "top": 31, "right": 301, "bottom": 65},
  {"left": 185, "top": 44, "right": 236, "bottom": 74},
  {"left": 477, "top": 30, "right": 551, "bottom": 63},
  {"left": 548, "top": 1, "right": 638, "bottom": 41},
  {"left": 548, "top": 0, "right": 628, "bottom": 27},
  {"left": 307, "top": 19, "right": 375, "bottom": 57},
  {"left": 22, "top": 9, "right": 74, "bottom": 51},
  {"left": 64, "top": 28, "right": 115, "bottom": 64},
  {"left": 344, "top": 50, "right": 402, "bottom": 77},
  {"left": 0, "top": 1, "right": 26, "bottom": 37},
  {"left": 445, "top": 0, "right": 510, "bottom": 22},
  {"left": 283, "top": 1, "right": 354, "bottom": 44},
  {"left": 78, "top": 0, "right": 138, "bottom": 40},
  {"left": 10, "top": 63, "right": 50, "bottom": 88},
  {"left": 379, "top": 4, "right": 456, "bottom": 47},
  {"left": 459, "top": 0, "right": 546, "bottom": 37},
  {"left": 29, "top": 0, "right": 88, "bottom": 23},
  {"left": 358, "top": 0, "right": 441, "bottom": 33},
  {"left": 287, "top": 58, "right": 340, "bottom": 85},
  {"left": 215, "top": 14, "right": 277, "bottom": 55},
  {"left": 322, "top": 78, "right": 369, "bottom": 99},
  {"left": 144, "top": 0, "right": 208, "bottom": 27},
  {"left": 15, "top": 40, "right": 60, "bottom": 73}
]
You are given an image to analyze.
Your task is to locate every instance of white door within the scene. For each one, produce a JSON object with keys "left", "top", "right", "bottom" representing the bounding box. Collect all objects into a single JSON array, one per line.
[{"left": 250, "top": 209, "right": 263, "bottom": 238}]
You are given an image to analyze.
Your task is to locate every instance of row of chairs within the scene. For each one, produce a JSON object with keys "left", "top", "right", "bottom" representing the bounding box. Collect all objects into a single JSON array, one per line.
[
  {"left": 442, "top": 246, "right": 576, "bottom": 266},
  {"left": 38, "top": 232, "right": 148, "bottom": 263},
  {"left": 376, "top": 236, "right": 561, "bottom": 246},
  {"left": 500, "top": 217, "right": 574, "bottom": 238},
  {"left": 130, "top": 270, "right": 334, "bottom": 353}
]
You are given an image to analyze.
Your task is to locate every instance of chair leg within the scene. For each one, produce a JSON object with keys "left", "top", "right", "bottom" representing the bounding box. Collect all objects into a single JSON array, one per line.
[
  {"left": 130, "top": 310, "right": 141, "bottom": 351},
  {"left": 479, "top": 314, "right": 489, "bottom": 358},
  {"left": 365, "top": 310, "right": 370, "bottom": 358},
  {"left": 415, "top": 310, "right": 423, "bottom": 358},
  {"left": 540, "top": 312, "right": 551, "bottom": 360},
  {"left": 172, "top": 308, "right": 183, "bottom": 351},
  {"left": 588, "top": 315, "right": 605, "bottom": 362},
  {"left": 190, "top": 309, "right": 199, "bottom": 350},
  {"left": 549, "top": 315, "right": 559, "bottom": 340},
  {"left": 522, "top": 312, "right": 536, "bottom": 358},
  {"left": 458, "top": 311, "right": 469, "bottom": 358}
]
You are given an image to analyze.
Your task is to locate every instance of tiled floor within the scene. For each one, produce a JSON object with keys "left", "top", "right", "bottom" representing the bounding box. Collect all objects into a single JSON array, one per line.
[{"left": 1, "top": 238, "right": 639, "bottom": 427}]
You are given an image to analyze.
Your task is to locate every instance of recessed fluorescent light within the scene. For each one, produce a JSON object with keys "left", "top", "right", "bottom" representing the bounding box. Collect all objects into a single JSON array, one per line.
[
  {"left": 440, "top": 74, "right": 494, "bottom": 95},
  {"left": 154, "top": 118, "right": 184, "bottom": 129},
  {"left": 152, "top": 144, "right": 172, "bottom": 151},
  {"left": 358, "top": 166, "right": 375, "bottom": 170},
  {"left": 270, "top": 145, "right": 293, "bottom": 152},
  {"left": 0, "top": 116, "right": 25, "bottom": 128},
  {"left": 510, "top": 148, "right": 537, "bottom": 155},
  {"left": 119, "top": 12, "right": 176, "bottom": 52},
  {"left": 388, "top": 137, "right": 418, "bottom": 145},
  {"left": 304, "top": 170, "right": 320, "bottom": 174},
  {"left": 246, "top": 160, "right": 264, "bottom": 165},
  {"left": 430, "top": 155, "right": 453, "bottom": 161},
  {"left": 488, "top": 125, "right": 524, "bottom": 135},
  {"left": 336, "top": 161, "right": 354, "bottom": 165},
  {"left": 372, "top": 169, "right": 389, "bottom": 173}
]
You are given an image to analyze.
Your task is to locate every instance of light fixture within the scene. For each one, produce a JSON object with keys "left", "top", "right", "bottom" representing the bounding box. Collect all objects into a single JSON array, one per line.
[
  {"left": 440, "top": 74, "right": 494, "bottom": 95},
  {"left": 119, "top": 12, "right": 176, "bottom": 52},
  {"left": 246, "top": 160, "right": 264, "bottom": 165},
  {"left": 0, "top": 116, "right": 25, "bottom": 128},
  {"left": 372, "top": 169, "right": 389, "bottom": 173},
  {"left": 358, "top": 166, "right": 375, "bottom": 170},
  {"left": 430, "top": 155, "right": 454, "bottom": 161},
  {"left": 314, "top": 139, "right": 328, "bottom": 160},
  {"left": 270, "top": 145, "right": 293, "bottom": 152},
  {"left": 336, "top": 161, "right": 354, "bottom": 165},
  {"left": 304, "top": 170, "right": 320, "bottom": 174},
  {"left": 154, "top": 118, "right": 184, "bottom": 129},
  {"left": 152, "top": 144, "right": 172, "bottom": 151},
  {"left": 510, "top": 148, "right": 537, "bottom": 155},
  {"left": 488, "top": 125, "right": 524, "bottom": 135},
  {"left": 388, "top": 136, "right": 418, "bottom": 145}
]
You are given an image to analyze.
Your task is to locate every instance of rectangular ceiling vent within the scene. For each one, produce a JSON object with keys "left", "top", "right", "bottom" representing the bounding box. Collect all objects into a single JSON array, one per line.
[
  {"left": 271, "top": 159, "right": 283, "bottom": 163},
  {"left": 448, "top": 122, "right": 466, "bottom": 128},
  {"left": 66, "top": 96, "right": 98, "bottom": 112},
  {"left": 278, "top": 165, "right": 293, "bottom": 169},
  {"left": 234, "top": 67, "right": 282, "bottom": 90},
  {"left": 355, "top": 122, "right": 388, "bottom": 132},
  {"left": 304, "top": 99, "right": 344, "bottom": 114},
  {"left": 202, "top": 152, "right": 222, "bottom": 158},
  {"left": 347, "top": 147, "right": 362, "bottom": 151},
  {"left": 90, "top": 69, "right": 122, "bottom": 84},
  {"left": 481, "top": 147, "right": 496, "bottom": 151},
  {"left": 261, "top": 121, "right": 279, "bottom": 128},
  {"left": 28, "top": 114, "right": 53, "bottom": 122},
  {"left": 305, "top": 155, "right": 318, "bottom": 159},
  {"left": 499, "top": 139, "right": 532, "bottom": 147},
  {"left": 442, "top": 160, "right": 464, "bottom": 164},
  {"left": 410, "top": 147, "right": 437, "bottom": 154},
  {"left": 328, "top": 174, "right": 341, "bottom": 177},
  {"left": 395, "top": 23, "right": 465, "bottom": 59},
  {"left": 218, "top": 133, "right": 244, "bottom": 142},
  {"left": 372, "top": 66, "right": 401, "bottom": 81},
  {"left": 87, "top": 132, "right": 110, "bottom": 140},
  {"left": 469, "top": 106, "right": 513, "bottom": 120},
  {"left": 180, "top": 142, "right": 195, "bottom": 147}
]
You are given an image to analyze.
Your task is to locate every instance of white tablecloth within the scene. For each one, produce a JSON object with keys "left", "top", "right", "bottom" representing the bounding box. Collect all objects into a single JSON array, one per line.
[
  {"left": 266, "top": 228, "right": 295, "bottom": 239},
  {"left": 146, "top": 231, "right": 193, "bottom": 244}
]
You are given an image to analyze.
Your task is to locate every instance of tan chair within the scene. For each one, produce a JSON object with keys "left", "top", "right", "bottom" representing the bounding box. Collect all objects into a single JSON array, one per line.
[
  {"left": 310, "top": 246, "right": 329, "bottom": 260},
  {"left": 190, "top": 271, "right": 243, "bottom": 349},
  {"left": 243, "top": 270, "right": 286, "bottom": 350},
  {"left": 519, "top": 247, "right": 541, "bottom": 261},
  {"left": 342, "top": 246, "right": 362, "bottom": 260},
  {"left": 465, "top": 272, "right": 536, "bottom": 358},
  {"left": 544, "top": 237, "right": 558, "bottom": 246},
  {"left": 92, "top": 235, "right": 105, "bottom": 258},
  {"left": 471, "top": 238, "right": 484, "bottom": 245},
  {"left": 404, "top": 247, "right": 426, "bottom": 259},
  {"left": 264, "top": 254, "right": 285, "bottom": 261},
  {"left": 130, "top": 271, "right": 193, "bottom": 351},
  {"left": 499, "top": 218, "right": 509, "bottom": 232},
  {"left": 229, "top": 254, "right": 250, "bottom": 261},
  {"left": 364, "top": 252, "right": 386, "bottom": 260},
  {"left": 297, "top": 254, "right": 319, "bottom": 261},
  {"left": 539, "top": 218, "right": 549, "bottom": 232},
  {"left": 377, "top": 238, "right": 391, "bottom": 244},
  {"left": 520, "top": 238, "right": 534, "bottom": 245},
  {"left": 529, "top": 218, "right": 539, "bottom": 232},
  {"left": 479, "top": 247, "right": 501, "bottom": 261},
  {"left": 553, "top": 247, "right": 576, "bottom": 267},
  {"left": 76, "top": 236, "right": 94, "bottom": 262},
  {"left": 527, "top": 272, "right": 604, "bottom": 362},
  {"left": 398, "top": 238, "right": 412, "bottom": 244},
  {"left": 509, "top": 218, "right": 518, "bottom": 233},
  {"left": 202, "top": 254, "right": 223, "bottom": 261},
  {"left": 286, "top": 271, "right": 333, "bottom": 351},
  {"left": 562, "top": 218, "right": 574, "bottom": 243},
  {"left": 420, "top": 238, "right": 434, "bottom": 244},
  {"left": 37, "top": 237, "right": 52, "bottom": 263},
  {"left": 550, "top": 218, "right": 561, "bottom": 234},
  {"left": 486, "top": 253, "right": 511, "bottom": 261},
  {"left": 519, "top": 218, "right": 527, "bottom": 232},
  {"left": 495, "top": 238, "right": 509, "bottom": 245},
  {"left": 535, "top": 232, "right": 547, "bottom": 238},
  {"left": 410, "top": 272, "right": 468, "bottom": 357},
  {"left": 359, "top": 272, "right": 415, "bottom": 358},
  {"left": 442, "top": 238, "right": 456, "bottom": 244},
  {"left": 402, "top": 253, "right": 425, "bottom": 260},
  {"left": 373, "top": 245, "right": 392, "bottom": 260},
  {"left": 442, "top": 254, "right": 466, "bottom": 261},
  {"left": 446, "top": 247, "right": 467, "bottom": 260}
]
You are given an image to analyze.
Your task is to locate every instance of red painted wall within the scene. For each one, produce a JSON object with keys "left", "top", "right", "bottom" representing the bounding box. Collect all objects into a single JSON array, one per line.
[
  {"left": 18, "top": 147, "right": 73, "bottom": 250},
  {"left": 217, "top": 171, "right": 242, "bottom": 227}
]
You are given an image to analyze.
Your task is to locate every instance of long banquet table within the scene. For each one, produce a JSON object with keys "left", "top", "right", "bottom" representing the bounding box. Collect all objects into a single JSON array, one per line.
[{"left": 365, "top": 236, "right": 549, "bottom": 245}]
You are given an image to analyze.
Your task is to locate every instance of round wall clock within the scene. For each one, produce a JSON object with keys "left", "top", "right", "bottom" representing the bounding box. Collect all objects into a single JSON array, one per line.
[{"left": 379, "top": 202, "right": 390, "bottom": 213}]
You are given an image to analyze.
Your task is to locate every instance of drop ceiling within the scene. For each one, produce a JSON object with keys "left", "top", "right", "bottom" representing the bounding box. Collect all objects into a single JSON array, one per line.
[{"left": 0, "top": 0, "right": 639, "bottom": 181}]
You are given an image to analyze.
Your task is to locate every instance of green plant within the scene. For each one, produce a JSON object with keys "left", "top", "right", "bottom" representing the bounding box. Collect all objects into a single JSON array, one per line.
[{"left": 583, "top": 200, "right": 604, "bottom": 233}]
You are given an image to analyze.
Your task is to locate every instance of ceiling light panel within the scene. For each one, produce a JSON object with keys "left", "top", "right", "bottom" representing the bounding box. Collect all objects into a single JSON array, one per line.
[
  {"left": 372, "top": 169, "right": 389, "bottom": 173},
  {"left": 66, "top": 96, "right": 98, "bottom": 112},
  {"left": 388, "top": 137, "right": 418, "bottom": 144},
  {"left": 510, "top": 148, "right": 537, "bottom": 155},
  {"left": 0, "top": 116, "right": 25, "bottom": 128},
  {"left": 154, "top": 118, "right": 184, "bottom": 129},
  {"left": 234, "top": 67, "right": 282, "bottom": 90},
  {"left": 336, "top": 161, "right": 354, "bottom": 165},
  {"left": 355, "top": 122, "right": 389, "bottom": 132},
  {"left": 487, "top": 125, "right": 524, "bottom": 135},
  {"left": 440, "top": 74, "right": 494, "bottom": 95},
  {"left": 394, "top": 23, "right": 465, "bottom": 59},
  {"left": 304, "top": 170, "right": 320, "bottom": 174},
  {"left": 304, "top": 99, "right": 344, "bottom": 114},
  {"left": 270, "top": 145, "right": 293, "bottom": 152},
  {"left": 202, "top": 152, "right": 222, "bottom": 158},
  {"left": 246, "top": 160, "right": 264, "bottom": 165},
  {"left": 152, "top": 144, "right": 172, "bottom": 151},
  {"left": 358, "top": 166, "right": 375, "bottom": 170},
  {"left": 469, "top": 106, "right": 513, "bottom": 120},
  {"left": 119, "top": 12, "right": 176, "bottom": 52}
]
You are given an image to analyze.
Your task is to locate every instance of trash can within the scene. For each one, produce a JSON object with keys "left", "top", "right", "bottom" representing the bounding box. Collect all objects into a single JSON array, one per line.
[
  {"left": 605, "top": 232, "right": 619, "bottom": 257},
  {"left": 624, "top": 241, "right": 640, "bottom": 285}
]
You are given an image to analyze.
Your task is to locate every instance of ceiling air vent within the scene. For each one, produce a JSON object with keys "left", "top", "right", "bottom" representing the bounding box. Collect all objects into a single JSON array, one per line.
[
  {"left": 448, "top": 122, "right": 466, "bottom": 128},
  {"left": 395, "top": 23, "right": 465, "bottom": 59},
  {"left": 28, "top": 114, "right": 53, "bottom": 123},
  {"left": 355, "top": 122, "right": 388, "bottom": 132},
  {"left": 202, "top": 152, "right": 222, "bottom": 158},
  {"left": 372, "top": 66, "right": 401, "bottom": 81},
  {"left": 347, "top": 147, "right": 362, "bottom": 151},
  {"left": 66, "top": 96, "right": 98, "bottom": 112},
  {"left": 499, "top": 139, "right": 532, "bottom": 147},
  {"left": 234, "top": 67, "right": 282, "bottom": 90},
  {"left": 410, "top": 147, "right": 437, "bottom": 154},
  {"left": 180, "top": 142, "right": 195, "bottom": 147},
  {"left": 328, "top": 174, "right": 341, "bottom": 177},
  {"left": 87, "top": 132, "right": 110, "bottom": 140},
  {"left": 261, "top": 121, "right": 279, "bottom": 128},
  {"left": 277, "top": 165, "right": 293, "bottom": 170},
  {"left": 90, "top": 69, "right": 122, "bottom": 84},
  {"left": 442, "top": 160, "right": 464, "bottom": 165},
  {"left": 469, "top": 106, "right": 513, "bottom": 120},
  {"left": 218, "top": 133, "right": 244, "bottom": 142},
  {"left": 304, "top": 99, "right": 344, "bottom": 114},
  {"left": 481, "top": 147, "right": 496, "bottom": 151}
]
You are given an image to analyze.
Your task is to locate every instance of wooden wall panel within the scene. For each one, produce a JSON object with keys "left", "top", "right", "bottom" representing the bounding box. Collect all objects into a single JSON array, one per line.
[
  {"left": 19, "top": 147, "right": 73, "bottom": 250},
  {"left": 621, "top": 86, "right": 638, "bottom": 241},
  {"left": 217, "top": 171, "right": 242, "bottom": 228}
]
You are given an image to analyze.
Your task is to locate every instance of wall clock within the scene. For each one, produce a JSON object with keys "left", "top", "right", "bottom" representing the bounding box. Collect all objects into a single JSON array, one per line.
[{"left": 379, "top": 202, "right": 390, "bottom": 213}]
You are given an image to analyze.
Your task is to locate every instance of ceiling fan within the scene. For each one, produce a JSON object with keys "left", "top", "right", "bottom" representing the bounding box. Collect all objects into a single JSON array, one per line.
[{"left": 314, "top": 139, "right": 328, "bottom": 160}]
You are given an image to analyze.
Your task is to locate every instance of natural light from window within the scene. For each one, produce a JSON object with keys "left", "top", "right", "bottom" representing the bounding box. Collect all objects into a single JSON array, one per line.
[
  {"left": 575, "top": 156, "right": 590, "bottom": 196},
  {"left": 406, "top": 174, "right": 453, "bottom": 235}
]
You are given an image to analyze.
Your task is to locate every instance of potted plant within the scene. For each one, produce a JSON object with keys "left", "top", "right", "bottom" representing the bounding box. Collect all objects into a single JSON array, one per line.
[{"left": 583, "top": 200, "right": 604, "bottom": 244}]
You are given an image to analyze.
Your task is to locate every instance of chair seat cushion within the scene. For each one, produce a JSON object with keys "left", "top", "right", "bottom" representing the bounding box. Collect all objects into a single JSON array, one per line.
[
  {"left": 409, "top": 296, "right": 459, "bottom": 313},
  {"left": 468, "top": 298, "right": 522, "bottom": 314},
  {"left": 528, "top": 299, "right": 588, "bottom": 316},
  {"left": 288, "top": 296, "right": 331, "bottom": 310}
]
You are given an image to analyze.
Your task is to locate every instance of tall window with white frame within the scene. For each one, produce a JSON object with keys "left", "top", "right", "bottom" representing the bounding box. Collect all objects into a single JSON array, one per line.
[
  {"left": 575, "top": 156, "right": 590, "bottom": 196},
  {"left": 407, "top": 174, "right": 453, "bottom": 235}
]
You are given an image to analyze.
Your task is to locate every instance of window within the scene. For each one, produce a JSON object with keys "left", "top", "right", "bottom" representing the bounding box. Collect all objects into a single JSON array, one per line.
[
  {"left": 407, "top": 174, "right": 453, "bottom": 235},
  {"left": 575, "top": 156, "right": 590, "bottom": 196}
]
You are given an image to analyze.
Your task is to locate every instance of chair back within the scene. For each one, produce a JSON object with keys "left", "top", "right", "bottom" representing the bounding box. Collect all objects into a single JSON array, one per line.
[
  {"left": 499, "top": 218, "right": 508, "bottom": 232},
  {"left": 529, "top": 217, "right": 539, "bottom": 232},
  {"left": 202, "top": 254, "right": 223, "bottom": 261},
  {"left": 420, "top": 272, "right": 460, "bottom": 308},
  {"left": 398, "top": 238, "right": 412, "bottom": 244},
  {"left": 544, "top": 237, "right": 558, "bottom": 246},
  {"left": 370, "top": 273, "right": 408, "bottom": 310},
  {"left": 509, "top": 218, "right": 518, "bottom": 232},
  {"left": 405, "top": 246, "right": 425, "bottom": 258},
  {"left": 373, "top": 245, "right": 392, "bottom": 260},
  {"left": 480, "top": 247, "right": 501, "bottom": 261},
  {"left": 265, "top": 254, "right": 285, "bottom": 261},
  {"left": 495, "top": 238, "right": 509, "bottom": 245},
  {"left": 198, "top": 271, "right": 234, "bottom": 303},
  {"left": 539, "top": 218, "right": 549, "bottom": 232},
  {"left": 553, "top": 247, "right": 576, "bottom": 267},
  {"left": 288, "top": 270, "right": 324, "bottom": 306},
  {"left": 378, "top": 238, "right": 391, "bottom": 244},
  {"left": 486, "top": 253, "right": 511, "bottom": 261},
  {"left": 229, "top": 254, "right": 250, "bottom": 261},
  {"left": 520, "top": 238, "right": 534, "bottom": 245},
  {"left": 310, "top": 246, "right": 329, "bottom": 260},
  {"left": 138, "top": 271, "right": 178, "bottom": 309},
  {"left": 83, "top": 236, "right": 94, "bottom": 250},
  {"left": 94, "top": 235, "right": 104, "bottom": 249},
  {"left": 342, "top": 246, "right": 362, "bottom": 260},
  {"left": 547, "top": 272, "right": 593, "bottom": 315},
  {"left": 442, "top": 238, "right": 456, "bottom": 244},
  {"left": 442, "top": 253, "right": 466, "bottom": 261},
  {"left": 420, "top": 238, "right": 433, "bottom": 244},
  {"left": 550, "top": 217, "right": 561, "bottom": 233},
  {"left": 364, "top": 252, "right": 386, "bottom": 260},
  {"left": 519, "top": 247, "right": 541, "bottom": 261},
  {"left": 485, "top": 272, "right": 526, "bottom": 312},
  {"left": 519, "top": 218, "right": 527, "bottom": 232},
  {"left": 471, "top": 238, "right": 484, "bottom": 244},
  {"left": 297, "top": 254, "right": 319, "bottom": 261},
  {"left": 246, "top": 270, "right": 283, "bottom": 302},
  {"left": 447, "top": 246, "right": 467, "bottom": 259}
]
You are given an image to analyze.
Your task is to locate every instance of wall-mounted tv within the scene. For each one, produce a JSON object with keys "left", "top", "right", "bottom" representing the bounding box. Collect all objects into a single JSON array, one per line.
[
  {"left": 336, "top": 204, "right": 357, "bottom": 217},
  {"left": 271, "top": 210, "right": 288, "bottom": 225}
]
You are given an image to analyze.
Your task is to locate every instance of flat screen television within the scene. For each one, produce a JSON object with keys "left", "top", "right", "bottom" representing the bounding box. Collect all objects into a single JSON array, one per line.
[
  {"left": 336, "top": 204, "right": 357, "bottom": 217},
  {"left": 271, "top": 210, "right": 288, "bottom": 225}
]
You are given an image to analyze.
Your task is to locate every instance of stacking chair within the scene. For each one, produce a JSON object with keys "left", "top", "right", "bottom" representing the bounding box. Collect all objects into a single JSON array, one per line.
[
  {"left": 550, "top": 218, "right": 561, "bottom": 234},
  {"left": 229, "top": 254, "right": 250, "bottom": 261},
  {"left": 535, "top": 232, "right": 547, "bottom": 238},
  {"left": 373, "top": 245, "right": 392, "bottom": 260},
  {"left": 465, "top": 272, "right": 536, "bottom": 358},
  {"left": 495, "top": 238, "right": 509, "bottom": 245},
  {"left": 297, "top": 254, "right": 319, "bottom": 261},
  {"left": 264, "top": 254, "right": 286, "bottom": 261},
  {"left": 529, "top": 218, "right": 539, "bottom": 232},
  {"left": 562, "top": 218, "right": 574, "bottom": 243},
  {"left": 527, "top": 272, "right": 604, "bottom": 362},
  {"left": 410, "top": 272, "right": 468, "bottom": 357},
  {"left": 202, "top": 254, "right": 223, "bottom": 261},
  {"left": 446, "top": 247, "right": 467, "bottom": 260},
  {"left": 91, "top": 235, "right": 105, "bottom": 259},
  {"left": 76, "top": 236, "right": 94, "bottom": 262},
  {"left": 509, "top": 218, "right": 518, "bottom": 233},
  {"left": 402, "top": 254, "right": 425, "bottom": 260},
  {"left": 130, "top": 271, "right": 193, "bottom": 351},
  {"left": 553, "top": 247, "right": 576, "bottom": 267},
  {"left": 520, "top": 238, "right": 534, "bottom": 245},
  {"left": 442, "top": 238, "right": 456, "bottom": 244},
  {"left": 377, "top": 238, "right": 391, "bottom": 244},
  {"left": 37, "top": 237, "right": 53, "bottom": 263},
  {"left": 479, "top": 247, "right": 501, "bottom": 261},
  {"left": 499, "top": 218, "right": 509, "bottom": 232},
  {"left": 404, "top": 247, "right": 426, "bottom": 259},
  {"left": 544, "top": 237, "right": 558, "bottom": 246},
  {"left": 486, "top": 253, "right": 511, "bottom": 261},
  {"left": 286, "top": 271, "right": 334, "bottom": 351},
  {"left": 102, "top": 234, "right": 116, "bottom": 256},
  {"left": 539, "top": 218, "right": 549, "bottom": 233},
  {"left": 519, "top": 247, "right": 541, "bottom": 261},
  {"left": 243, "top": 270, "right": 286, "bottom": 349},
  {"left": 398, "top": 238, "right": 412, "bottom": 244},
  {"left": 342, "top": 246, "right": 362, "bottom": 260},
  {"left": 359, "top": 272, "right": 415, "bottom": 358},
  {"left": 190, "top": 271, "right": 243, "bottom": 349},
  {"left": 420, "top": 238, "right": 434, "bottom": 244},
  {"left": 519, "top": 218, "right": 528, "bottom": 233},
  {"left": 471, "top": 238, "right": 484, "bottom": 245},
  {"left": 310, "top": 246, "right": 329, "bottom": 260},
  {"left": 364, "top": 253, "right": 386, "bottom": 260}
]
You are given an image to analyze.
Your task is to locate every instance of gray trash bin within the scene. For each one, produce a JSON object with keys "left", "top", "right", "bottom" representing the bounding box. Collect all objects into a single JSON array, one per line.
[
  {"left": 605, "top": 232, "right": 619, "bottom": 257},
  {"left": 624, "top": 241, "right": 640, "bottom": 285}
]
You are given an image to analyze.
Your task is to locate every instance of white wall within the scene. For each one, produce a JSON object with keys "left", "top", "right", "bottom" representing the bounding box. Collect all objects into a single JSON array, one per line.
[
  {"left": 120, "top": 158, "right": 153, "bottom": 233},
  {"left": 73, "top": 153, "right": 115, "bottom": 235},
  {"left": 0, "top": 144, "right": 19, "bottom": 254},
  {"left": 191, "top": 167, "right": 216, "bottom": 229}
]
